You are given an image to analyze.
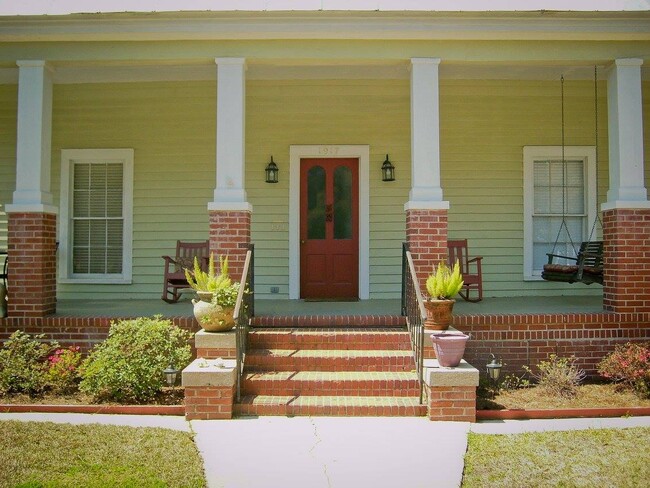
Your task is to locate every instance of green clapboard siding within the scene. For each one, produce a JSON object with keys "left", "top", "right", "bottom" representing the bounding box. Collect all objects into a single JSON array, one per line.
[
  {"left": 441, "top": 79, "right": 609, "bottom": 297},
  {"left": 0, "top": 85, "right": 17, "bottom": 256},
  {"left": 52, "top": 82, "right": 215, "bottom": 299},
  {"left": 0, "top": 78, "right": 648, "bottom": 300},
  {"left": 247, "top": 79, "right": 411, "bottom": 299}
]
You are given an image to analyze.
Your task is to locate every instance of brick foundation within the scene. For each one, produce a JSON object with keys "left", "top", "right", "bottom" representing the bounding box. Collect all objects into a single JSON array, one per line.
[
  {"left": 603, "top": 208, "right": 650, "bottom": 313},
  {"left": 209, "top": 210, "right": 251, "bottom": 281},
  {"left": 7, "top": 212, "right": 57, "bottom": 317},
  {"left": 405, "top": 209, "right": 448, "bottom": 293},
  {"left": 184, "top": 385, "right": 235, "bottom": 420}
]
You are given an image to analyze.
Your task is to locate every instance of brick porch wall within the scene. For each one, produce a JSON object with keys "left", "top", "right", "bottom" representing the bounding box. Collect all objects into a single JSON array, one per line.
[
  {"left": 458, "top": 311, "right": 650, "bottom": 376},
  {"left": 7, "top": 213, "right": 57, "bottom": 317},
  {"left": 208, "top": 210, "right": 251, "bottom": 282},
  {"left": 0, "top": 315, "right": 200, "bottom": 354},
  {"left": 405, "top": 209, "right": 448, "bottom": 293},
  {"left": 603, "top": 208, "right": 650, "bottom": 313}
]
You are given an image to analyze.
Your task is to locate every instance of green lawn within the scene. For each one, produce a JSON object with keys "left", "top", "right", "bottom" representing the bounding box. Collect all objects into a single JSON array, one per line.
[
  {"left": 463, "top": 427, "right": 650, "bottom": 488},
  {"left": 0, "top": 421, "right": 206, "bottom": 488}
]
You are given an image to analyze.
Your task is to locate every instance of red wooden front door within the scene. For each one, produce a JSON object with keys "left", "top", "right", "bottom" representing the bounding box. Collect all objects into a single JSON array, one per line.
[{"left": 300, "top": 158, "right": 359, "bottom": 299}]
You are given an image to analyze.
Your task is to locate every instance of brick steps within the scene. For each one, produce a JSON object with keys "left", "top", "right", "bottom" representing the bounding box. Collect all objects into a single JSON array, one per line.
[
  {"left": 251, "top": 315, "right": 406, "bottom": 328},
  {"left": 242, "top": 371, "right": 420, "bottom": 396},
  {"left": 248, "top": 328, "right": 411, "bottom": 350},
  {"left": 236, "top": 324, "right": 425, "bottom": 417},
  {"left": 235, "top": 395, "right": 427, "bottom": 417},
  {"left": 245, "top": 348, "right": 415, "bottom": 372}
]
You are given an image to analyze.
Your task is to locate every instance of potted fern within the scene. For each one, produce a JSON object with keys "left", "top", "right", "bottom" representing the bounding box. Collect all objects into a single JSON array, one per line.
[
  {"left": 184, "top": 254, "right": 240, "bottom": 332},
  {"left": 424, "top": 260, "right": 464, "bottom": 331}
]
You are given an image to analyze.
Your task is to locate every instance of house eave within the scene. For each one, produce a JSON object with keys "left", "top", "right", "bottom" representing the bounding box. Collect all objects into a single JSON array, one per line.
[{"left": 1, "top": 11, "right": 650, "bottom": 42}]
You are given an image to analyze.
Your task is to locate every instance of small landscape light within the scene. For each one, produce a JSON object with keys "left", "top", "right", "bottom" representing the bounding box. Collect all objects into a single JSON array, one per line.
[
  {"left": 486, "top": 353, "right": 502, "bottom": 383},
  {"left": 163, "top": 363, "right": 180, "bottom": 388}
]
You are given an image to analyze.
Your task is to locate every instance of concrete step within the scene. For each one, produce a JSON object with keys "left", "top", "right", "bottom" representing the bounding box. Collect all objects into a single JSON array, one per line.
[
  {"left": 235, "top": 394, "right": 427, "bottom": 417},
  {"left": 247, "top": 328, "right": 412, "bottom": 351},
  {"left": 244, "top": 348, "right": 416, "bottom": 372},
  {"left": 241, "top": 370, "right": 420, "bottom": 397}
]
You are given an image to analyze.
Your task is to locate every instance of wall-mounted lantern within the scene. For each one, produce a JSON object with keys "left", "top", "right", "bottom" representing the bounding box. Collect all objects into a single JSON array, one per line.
[
  {"left": 265, "top": 156, "right": 279, "bottom": 183},
  {"left": 381, "top": 154, "right": 395, "bottom": 182}
]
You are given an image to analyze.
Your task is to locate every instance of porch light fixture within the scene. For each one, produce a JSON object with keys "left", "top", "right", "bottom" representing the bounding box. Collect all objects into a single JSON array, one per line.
[
  {"left": 265, "top": 156, "right": 279, "bottom": 183},
  {"left": 163, "top": 363, "right": 180, "bottom": 388},
  {"left": 381, "top": 154, "right": 395, "bottom": 182},
  {"left": 486, "top": 354, "right": 503, "bottom": 383}
]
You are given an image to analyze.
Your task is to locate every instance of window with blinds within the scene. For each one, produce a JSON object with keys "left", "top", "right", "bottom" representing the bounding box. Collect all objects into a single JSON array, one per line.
[
  {"left": 523, "top": 146, "right": 597, "bottom": 280},
  {"left": 72, "top": 162, "right": 124, "bottom": 275},
  {"left": 60, "top": 149, "right": 133, "bottom": 284},
  {"left": 532, "top": 159, "right": 585, "bottom": 271}
]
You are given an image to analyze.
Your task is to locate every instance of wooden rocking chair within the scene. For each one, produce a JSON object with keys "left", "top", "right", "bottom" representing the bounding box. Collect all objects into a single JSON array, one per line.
[
  {"left": 447, "top": 239, "right": 483, "bottom": 302},
  {"left": 162, "top": 240, "right": 210, "bottom": 303},
  {"left": 542, "top": 241, "right": 603, "bottom": 285}
]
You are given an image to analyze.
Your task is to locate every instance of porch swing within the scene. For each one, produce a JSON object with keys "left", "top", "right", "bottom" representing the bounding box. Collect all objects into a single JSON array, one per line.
[{"left": 541, "top": 68, "right": 604, "bottom": 286}]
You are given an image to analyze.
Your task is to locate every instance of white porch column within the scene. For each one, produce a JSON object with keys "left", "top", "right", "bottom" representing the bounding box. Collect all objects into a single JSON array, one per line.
[
  {"left": 603, "top": 58, "right": 649, "bottom": 210},
  {"left": 7, "top": 60, "right": 56, "bottom": 214},
  {"left": 406, "top": 57, "right": 449, "bottom": 210},
  {"left": 210, "top": 57, "right": 251, "bottom": 211}
]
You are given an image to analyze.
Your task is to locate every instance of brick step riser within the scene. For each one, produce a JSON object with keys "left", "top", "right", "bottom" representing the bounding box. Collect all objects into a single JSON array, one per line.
[
  {"left": 241, "top": 380, "right": 421, "bottom": 397},
  {"left": 235, "top": 404, "right": 427, "bottom": 417},
  {"left": 245, "top": 357, "right": 416, "bottom": 372},
  {"left": 247, "top": 337, "right": 412, "bottom": 351}
]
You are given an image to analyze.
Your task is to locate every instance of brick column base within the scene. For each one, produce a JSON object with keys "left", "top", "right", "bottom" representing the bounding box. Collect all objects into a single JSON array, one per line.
[
  {"left": 405, "top": 209, "right": 448, "bottom": 293},
  {"left": 182, "top": 358, "right": 236, "bottom": 420},
  {"left": 7, "top": 212, "right": 57, "bottom": 317},
  {"left": 209, "top": 210, "right": 251, "bottom": 282},
  {"left": 195, "top": 330, "right": 237, "bottom": 359},
  {"left": 185, "top": 385, "right": 235, "bottom": 420},
  {"left": 603, "top": 208, "right": 650, "bottom": 313},
  {"left": 423, "top": 359, "right": 479, "bottom": 422}
]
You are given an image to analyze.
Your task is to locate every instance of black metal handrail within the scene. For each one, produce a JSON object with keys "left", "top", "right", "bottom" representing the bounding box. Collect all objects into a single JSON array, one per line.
[
  {"left": 401, "top": 242, "right": 426, "bottom": 404},
  {"left": 233, "top": 244, "right": 254, "bottom": 402}
]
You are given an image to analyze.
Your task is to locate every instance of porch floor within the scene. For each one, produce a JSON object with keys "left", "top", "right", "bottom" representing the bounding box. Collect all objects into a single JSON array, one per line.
[{"left": 52, "top": 295, "right": 604, "bottom": 319}]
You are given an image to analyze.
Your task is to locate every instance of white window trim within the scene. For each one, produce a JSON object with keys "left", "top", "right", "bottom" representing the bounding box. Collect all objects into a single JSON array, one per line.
[
  {"left": 523, "top": 145, "right": 597, "bottom": 281},
  {"left": 289, "top": 145, "right": 370, "bottom": 300},
  {"left": 59, "top": 149, "right": 134, "bottom": 284}
]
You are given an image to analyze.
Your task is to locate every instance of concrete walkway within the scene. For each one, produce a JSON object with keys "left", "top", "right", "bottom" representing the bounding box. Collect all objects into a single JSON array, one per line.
[{"left": 1, "top": 413, "right": 649, "bottom": 488}]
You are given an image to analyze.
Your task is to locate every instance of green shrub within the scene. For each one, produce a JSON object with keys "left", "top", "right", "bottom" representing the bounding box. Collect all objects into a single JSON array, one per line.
[
  {"left": 46, "top": 346, "right": 83, "bottom": 395},
  {"left": 524, "top": 354, "right": 586, "bottom": 398},
  {"left": 0, "top": 330, "right": 58, "bottom": 396},
  {"left": 79, "top": 316, "right": 192, "bottom": 403},
  {"left": 598, "top": 342, "right": 650, "bottom": 399}
]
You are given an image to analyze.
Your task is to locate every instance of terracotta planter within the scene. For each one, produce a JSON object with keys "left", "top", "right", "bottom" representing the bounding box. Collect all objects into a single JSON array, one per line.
[
  {"left": 423, "top": 299, "right": 455, "bottom": 330},
  {"left": 191, "top": 296, "right": 235, "bottom": 332},
  {"left": 430, "top": 333, "right": 469, "bottom": 367}
]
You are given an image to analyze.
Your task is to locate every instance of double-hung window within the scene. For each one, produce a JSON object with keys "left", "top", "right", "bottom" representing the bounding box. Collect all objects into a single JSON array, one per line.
[
  {"left": 523, "top": 146, "right": 597, "bottom": 280},
  {"left": 59, "top": 149, "right": 133, "bottom": 283}
]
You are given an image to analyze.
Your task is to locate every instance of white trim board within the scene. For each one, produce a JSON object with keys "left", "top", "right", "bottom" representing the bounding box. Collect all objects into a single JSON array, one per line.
[{"left": 289, "top": 145, "right": 370, "bottom": 300}]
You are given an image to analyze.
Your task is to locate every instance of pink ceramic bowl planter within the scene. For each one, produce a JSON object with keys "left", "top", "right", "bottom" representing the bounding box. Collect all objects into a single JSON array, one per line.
[{"left": 430, "top": 333, "right": 470, "bottom": 367}]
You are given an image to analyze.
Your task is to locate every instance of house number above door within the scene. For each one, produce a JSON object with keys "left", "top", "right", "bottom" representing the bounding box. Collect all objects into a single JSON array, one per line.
[{"left": 318, "top": 146, "right": 340, "bottom": 156}]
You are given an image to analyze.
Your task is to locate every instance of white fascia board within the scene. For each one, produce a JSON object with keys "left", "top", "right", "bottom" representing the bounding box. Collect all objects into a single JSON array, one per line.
[
  {"left": 2, "top": 0, "right": 650, "bottom": 16},
  {"left": 1, "top": 14, "right": 650, "bottom": 42}
]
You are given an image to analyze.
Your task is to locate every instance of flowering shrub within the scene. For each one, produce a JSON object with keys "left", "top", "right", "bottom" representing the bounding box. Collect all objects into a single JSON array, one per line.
[
  {"left": 598, "top": 342, "right": 650, "bottom": 399},
  {"left": 79, "top": 316, "right": 192, "bottom": 403},
  {"left": 0, "top": 331, "right": 58, "bottom": 396},
  {"left": 46, "top": 346, "right": 82, "bottom": 394},
  {"left": 524, "top": 354, "right": 586, "bottom": 398}
]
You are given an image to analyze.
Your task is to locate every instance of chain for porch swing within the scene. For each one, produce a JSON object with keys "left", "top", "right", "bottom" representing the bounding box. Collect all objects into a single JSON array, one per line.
[{"left": 549, "top": 67, "right": 601, "bottom": 260}]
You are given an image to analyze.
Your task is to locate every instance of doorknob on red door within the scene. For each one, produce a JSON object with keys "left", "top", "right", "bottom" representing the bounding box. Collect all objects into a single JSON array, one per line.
[{"left": 301, "top": 240, "right": 305, "bottom": 244}]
